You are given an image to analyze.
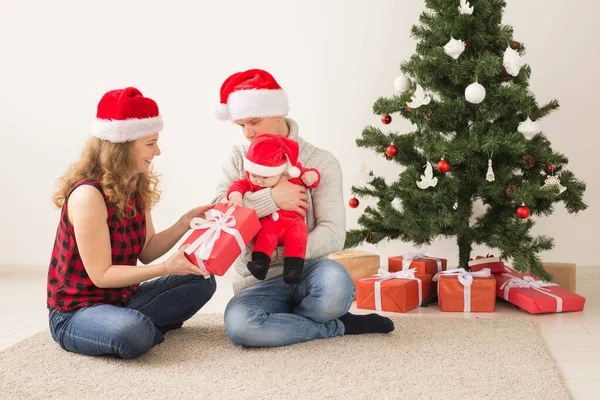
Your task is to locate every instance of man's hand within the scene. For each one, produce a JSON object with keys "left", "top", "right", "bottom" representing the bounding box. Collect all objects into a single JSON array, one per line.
[{"left": 271, "top": 176, "right": 309, "bottom": 217}]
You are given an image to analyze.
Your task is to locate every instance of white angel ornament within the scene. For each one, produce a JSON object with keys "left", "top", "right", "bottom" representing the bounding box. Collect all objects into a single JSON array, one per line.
[
  {"left": 406, "top": 84, "right": 431, "bottom": 109},
  {"left": 417, "top": 161, "right": 438, "bottom": 189},
  {"left": 458, "top": 0, "right": 474, "bottom": 15}
]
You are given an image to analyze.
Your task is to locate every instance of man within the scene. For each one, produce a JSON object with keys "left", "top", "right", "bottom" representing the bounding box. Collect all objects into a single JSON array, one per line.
[{"left": 212, "top": 69, "right": 394, "bottom": 347}]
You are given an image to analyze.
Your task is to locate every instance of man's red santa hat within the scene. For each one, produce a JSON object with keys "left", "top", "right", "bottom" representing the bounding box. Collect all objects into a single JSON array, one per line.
[
  {"left": 214, "top": 69, "right": 289, "bottom": 122},
  {"left": 244, "top": 133, "right": 301, "bottom": 178}
]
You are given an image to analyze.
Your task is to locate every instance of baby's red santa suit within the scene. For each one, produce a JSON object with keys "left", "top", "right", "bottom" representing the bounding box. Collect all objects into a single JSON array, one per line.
[{"left": 227, "top": 133, "right": 320, "bottom": 284}]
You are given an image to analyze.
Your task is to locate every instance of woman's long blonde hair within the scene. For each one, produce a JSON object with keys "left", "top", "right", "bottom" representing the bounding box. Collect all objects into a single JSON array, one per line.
[{"left": 53, "top": 137, "right": 161, "bottom": 219}]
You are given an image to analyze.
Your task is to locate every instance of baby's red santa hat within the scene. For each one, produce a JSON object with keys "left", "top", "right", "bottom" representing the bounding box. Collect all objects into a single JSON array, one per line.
[
  {"left": 244, "top": 133, "right": 301, "bottom": 178},
  {"left": 92, "top": 87, "right": 163, "bottom": 143},
  {"left": 214, "top": 69, "right": 289, "bottom": 122}
]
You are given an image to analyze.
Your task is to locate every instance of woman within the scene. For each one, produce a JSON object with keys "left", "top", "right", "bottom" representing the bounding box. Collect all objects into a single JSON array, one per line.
[{"left": 47, "top": 86, "right": 216, "bottom": 358}]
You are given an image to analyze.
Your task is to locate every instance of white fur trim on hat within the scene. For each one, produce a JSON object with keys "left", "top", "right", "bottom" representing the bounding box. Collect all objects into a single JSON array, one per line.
[
  {"left": 244, "top": 157, "right": 287, "bottom": 177},
  {"left": 226, "top": 89, "right": 289, "bottom": 122},
  {"left": 93, "top": 116, "right": 163, "bottom": 143}
]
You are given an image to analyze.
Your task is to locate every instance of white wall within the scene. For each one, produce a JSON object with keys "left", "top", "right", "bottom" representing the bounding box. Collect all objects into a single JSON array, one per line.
[{"left": 1, "top": 0, "right": 598, "bottom": 269}]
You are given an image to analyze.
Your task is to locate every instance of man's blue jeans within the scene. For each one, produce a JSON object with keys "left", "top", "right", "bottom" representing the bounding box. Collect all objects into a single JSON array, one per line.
[
  {"left": 49, "top": 274, "right": 216, "bottom": 358},
  {"left": 224, "top": 259, "right": 354, "bottom": 347}
]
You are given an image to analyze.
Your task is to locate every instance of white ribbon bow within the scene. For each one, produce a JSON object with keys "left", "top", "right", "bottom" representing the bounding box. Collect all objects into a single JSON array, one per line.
[
  {"left": 433, "top": 268, "right": 492, "bottom": 312},
  {"left": 402, "top": 252, "right": 443, "bottom": 273},
  {"left": 499, "top": 274, "right": 562, "bottom": 312},
  {"left": 184, "top": 206, "right": 246, "bottom": 274},
  {"left": 366, "top": 268, "right": 422, "bottom": 311}
]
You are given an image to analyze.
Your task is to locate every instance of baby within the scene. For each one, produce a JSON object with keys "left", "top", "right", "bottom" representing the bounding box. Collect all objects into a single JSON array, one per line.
[{"left": 227, "top": 133, "right": 320, "bottom": 284}]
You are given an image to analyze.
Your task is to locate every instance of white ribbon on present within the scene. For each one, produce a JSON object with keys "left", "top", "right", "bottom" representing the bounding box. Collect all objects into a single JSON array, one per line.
[
  {"left": 433, "top": 268, "right": 492, "bottom": 312},
  {"left": 184, "top": 206, "right": 246, "bottom": 274},
  {"left": 499, "top": 273, "right": 562, "bottom": 312},
  {"left": 365, "top": 268, "right": 423, "bottom": 311},
  {"left": 401, "top": 251, "right": 443, "bottom": 273}
]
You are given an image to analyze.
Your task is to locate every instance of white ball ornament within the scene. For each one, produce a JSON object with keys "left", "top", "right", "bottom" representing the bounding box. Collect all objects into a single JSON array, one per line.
[
  {"left": 465, "top": 82, "right": 486, "bottom": 104},
  {"left": 393, "top": 75, "right": 411, "bottom": 92}
]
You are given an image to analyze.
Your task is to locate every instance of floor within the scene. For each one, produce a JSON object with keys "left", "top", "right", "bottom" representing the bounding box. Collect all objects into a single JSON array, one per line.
[{"left": 1, "top": 265, "right": 598, "bottom": 399}]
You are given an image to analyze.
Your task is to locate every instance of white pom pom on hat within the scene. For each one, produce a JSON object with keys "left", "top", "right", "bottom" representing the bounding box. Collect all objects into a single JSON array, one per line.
[
  {"left": 287, "top": 164, "right": 301, "bottom": 178},
  {"left": 213, "top": 103, "right": 230, "bottom": 121}
]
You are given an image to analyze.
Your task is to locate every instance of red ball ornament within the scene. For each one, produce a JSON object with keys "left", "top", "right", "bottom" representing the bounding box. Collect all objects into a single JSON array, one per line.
[
  {"left": 512, "top": 40, "right": 520, "bottom": 47},
  {"left": 437, "top": 158, "right": 451, "bottom": 173},
  {"left": 547, "top": 164, "right": 556, "bottom": 172},
  {"left": 381, "top": 114, "right": 392, "bottom": 125},
  {"left": 385, "top": 145, "right": 398, "bottom": 158},
  {"left": 349, "top": 198, "right": 359, "bottom": 208},
  {"left": 516, "top": 205, "right": 530, "bottom": 219}
]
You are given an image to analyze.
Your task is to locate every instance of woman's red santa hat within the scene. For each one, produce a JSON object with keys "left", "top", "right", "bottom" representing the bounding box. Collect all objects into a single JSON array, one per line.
[
  {"left": 92, "top": 87, "right": 163, "bottom": 143},
  {"left": 214, "top": 69, "right": 289, "bottom": 122},
  {"left": 244, "top": 133, "right": 301, "bottom": 178}
]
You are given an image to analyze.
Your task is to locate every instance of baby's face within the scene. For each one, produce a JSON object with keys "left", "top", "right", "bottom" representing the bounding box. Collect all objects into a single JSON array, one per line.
[{"left": 249, "top": 173, "right": 281, "bottom": 188}]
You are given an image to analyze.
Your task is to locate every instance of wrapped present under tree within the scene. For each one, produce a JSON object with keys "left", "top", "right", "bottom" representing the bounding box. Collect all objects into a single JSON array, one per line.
[
  {"left": 434, "top": 268, "right": 496, "bottom": 312},
  {"left": 356, "top": 269, "right": 431, "bottom": 313}
]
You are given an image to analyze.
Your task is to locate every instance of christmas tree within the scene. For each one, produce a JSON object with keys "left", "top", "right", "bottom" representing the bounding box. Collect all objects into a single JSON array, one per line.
[{"left": 344, "top": 0, "right": 587, "bottom": 280}]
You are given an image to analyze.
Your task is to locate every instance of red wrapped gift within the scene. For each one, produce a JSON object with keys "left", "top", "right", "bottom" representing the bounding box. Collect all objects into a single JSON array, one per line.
[
  {"left": 468, "top": 254, "right": 505, "bottom": 274},
  {"left": 179, "top": 204, "right": 261, "bottom": 276},
  {"left": 434, "top": 268, "right": 496, "bottom": 312},
  {"left": 388, "top": 252, "right": 447, "bottom": 275},
  {"left": 356, "top": 269, "right": 431, "bottom": 313},
  {"left": 496, "top": 267, "right": 585, "bottom": 314}
]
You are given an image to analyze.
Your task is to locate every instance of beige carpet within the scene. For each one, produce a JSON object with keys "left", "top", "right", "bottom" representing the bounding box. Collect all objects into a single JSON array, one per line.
[{"left": 0, "top": 314, "right": 569, "bottom": 400}]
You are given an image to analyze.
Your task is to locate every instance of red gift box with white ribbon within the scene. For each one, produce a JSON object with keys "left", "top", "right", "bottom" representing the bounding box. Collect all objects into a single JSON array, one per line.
[
  {"left": 356, "top": 268, "right": 431, "bottom": 313},
  {"left": 468, "top": 254, "right": 505, "bottom": 274},
  {"left": 496, "top": 267, "right": 585, "bottom": 314},
  {"left": 179, "top": 204, "right": 261, "bottom": 276},
  {"left": 388, "top": 252, "right": 447, "bottom": 276},
  {"left": 433, "top": 268, "right": 496, "bottom": 312}
]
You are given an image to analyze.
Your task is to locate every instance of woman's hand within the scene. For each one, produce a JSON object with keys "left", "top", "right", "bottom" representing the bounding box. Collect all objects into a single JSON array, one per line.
[
  {"left": 180, "top": 204, "right": 216, "bottom": 229},
  {"left": 163, "top": 245, "right": 209, "bottom": 277}
]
